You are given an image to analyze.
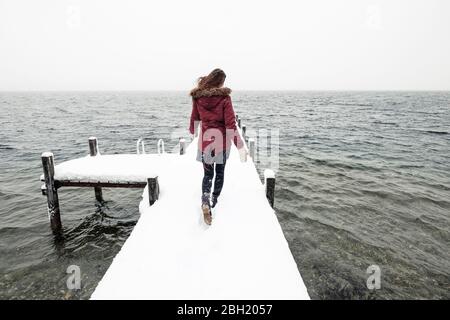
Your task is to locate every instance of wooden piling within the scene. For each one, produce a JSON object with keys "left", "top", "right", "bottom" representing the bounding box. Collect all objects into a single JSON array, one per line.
[
  {"left": 242, "top": 125, "right": 247, "bottom": 142},
  {"left": 147, "top": 177, "right": 159, "bottom": 206},
  {"left": 179, "top": 138, "right": 186, "bottom": 155},
  {"left": 264, "top": 169, "right": 276, "bottom": 208},
  {"left": 41, "top": 152, "right": 62, "bottom": 232},
  {"left": 238, "top": 118, "right": 242, "bottom": 129},
  {"left": 88, "top": 137, "right": 103, "bottom": 202},
  {"left": 88, "top": 137, "right": 99, "bottom": 156},
  {"left": 248, "top": 138, "right": 255, "bottom": 161}
]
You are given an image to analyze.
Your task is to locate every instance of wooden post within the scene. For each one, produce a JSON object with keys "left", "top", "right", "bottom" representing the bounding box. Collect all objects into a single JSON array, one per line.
[
  {"left": 88, "top": 137, "right": 99, "bottom": 156},
  {"left": 248, "top": 138, "right": 255, "bottom": 161},
  {"left": 242, "top": 125, "right": 247, "bottom": 141},
  {"left": 147, "top": 177, "right": 159, "bottom": 206},
  {"left": 41, "top": 152, "right": 62, "bottom": 232},
  {"left": 88, "top": 137, "right": 103, "bottom": 202},
  {"left": 179, "top": 138, "right": 186, "bottom": 155},
  {"left": 264, "top": 169, "right": 276, "bottom": 208},
  {"left": 238, "top": 118, "right": 242, "bottom": 129}
]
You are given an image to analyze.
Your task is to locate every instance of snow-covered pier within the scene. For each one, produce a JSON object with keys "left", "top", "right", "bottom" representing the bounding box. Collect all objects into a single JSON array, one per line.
[{"left": 40, "top": 118, "right": 310, "bottom": 299}]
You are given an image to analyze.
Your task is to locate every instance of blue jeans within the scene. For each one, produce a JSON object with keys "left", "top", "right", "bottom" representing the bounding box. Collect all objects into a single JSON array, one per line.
[{"left": 201, "top": 151, "right": 227, "bottom": 204}]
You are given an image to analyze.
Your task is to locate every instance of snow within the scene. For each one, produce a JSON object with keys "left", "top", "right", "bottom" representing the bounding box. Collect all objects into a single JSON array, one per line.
[
  {"left": 52, "top": 154, "right": 178, "bottom": 183},
  {"left": 41, "top": 151, "right": 54, "bottom": 158},
  {"left": 264, "top": 169, "right": 275, "bottom": 180},
  {"left": 90, "top": 138, "right": 310, "bottom": 300}
]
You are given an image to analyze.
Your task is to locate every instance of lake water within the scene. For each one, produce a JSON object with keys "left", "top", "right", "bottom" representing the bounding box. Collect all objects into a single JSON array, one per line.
[{"left": 0, "top": 91, "right": 449, "bottom": 299}]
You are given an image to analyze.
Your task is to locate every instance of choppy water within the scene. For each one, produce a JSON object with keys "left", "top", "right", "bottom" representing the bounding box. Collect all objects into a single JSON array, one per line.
[{"left": 0, "top": 91, "right": 449, "bottom": 300}]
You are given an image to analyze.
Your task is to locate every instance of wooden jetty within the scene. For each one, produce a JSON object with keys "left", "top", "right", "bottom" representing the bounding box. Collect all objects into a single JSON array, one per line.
[{"left": 40, "top": 116, "right": 310, "bottom": 299}]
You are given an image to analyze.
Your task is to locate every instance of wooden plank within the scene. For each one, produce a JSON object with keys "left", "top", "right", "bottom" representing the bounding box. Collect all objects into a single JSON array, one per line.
[{"left": 56, "top": 180, "right": 147, "bottom": 188}]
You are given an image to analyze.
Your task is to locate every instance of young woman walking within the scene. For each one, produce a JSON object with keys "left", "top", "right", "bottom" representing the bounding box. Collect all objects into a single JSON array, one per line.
[{"left": 189, "top": 68, "right": 245, "bottom": 225}]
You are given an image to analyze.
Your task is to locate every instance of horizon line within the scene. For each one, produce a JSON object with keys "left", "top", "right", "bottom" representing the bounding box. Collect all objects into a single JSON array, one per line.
[{"left": 1, "top": 89, "right": 450, "bottom": 93}]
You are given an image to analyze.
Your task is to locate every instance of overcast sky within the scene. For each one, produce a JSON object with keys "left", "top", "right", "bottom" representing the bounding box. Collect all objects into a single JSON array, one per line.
[{"left": 0, "top": 0, "right": 449, "bottom": 91}]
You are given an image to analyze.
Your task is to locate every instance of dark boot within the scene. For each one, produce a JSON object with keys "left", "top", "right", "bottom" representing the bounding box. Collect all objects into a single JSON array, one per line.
[{"left": 201, "top": 193, "right": 212, "bottom": 225}]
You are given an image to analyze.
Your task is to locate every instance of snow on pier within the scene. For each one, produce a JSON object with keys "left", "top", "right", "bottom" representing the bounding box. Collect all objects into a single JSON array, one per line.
[
  {"left": 40, "top": 131, "right": 309, "bottom": 299},
  {"left": 87, "top": 138, "right": 310, "bottom": 300},
  {"left": 50, "top": 153, "right": 177, "bottom": 183}
]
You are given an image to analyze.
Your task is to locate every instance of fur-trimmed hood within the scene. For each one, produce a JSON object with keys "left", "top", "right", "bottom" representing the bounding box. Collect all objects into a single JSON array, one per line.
[{"left": 190, "top": 87, "right": 232, "bottom": 99}]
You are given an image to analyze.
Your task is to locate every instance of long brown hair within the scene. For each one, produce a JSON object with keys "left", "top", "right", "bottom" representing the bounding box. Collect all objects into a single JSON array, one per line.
[{"left": 197, "top": 68, "right": 226, "bottom": 89}]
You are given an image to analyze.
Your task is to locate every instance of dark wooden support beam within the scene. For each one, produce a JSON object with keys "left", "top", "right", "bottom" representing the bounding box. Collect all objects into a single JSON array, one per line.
[
  {"left": 147, "top": 177, "right": 159, "bottom": 206},
  {"left": 242, "top": 125, "right": 247, "bottom": 141},
  {"left": 264, "top": 169, "right": 276, "bottom": 208},
  {"left": 88, "top": 137, "right": 103, "bottom": 202},
  {"left": 179, "top": 138, "right": 186, "bottom": 155},
  {"left": 41, "top": 152, "right": 62, "bottom": 232}
]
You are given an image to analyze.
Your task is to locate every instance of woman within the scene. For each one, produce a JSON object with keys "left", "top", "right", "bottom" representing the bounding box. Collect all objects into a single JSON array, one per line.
[{"left": 189, "top": 68, "right": 245, "bottom": 225}]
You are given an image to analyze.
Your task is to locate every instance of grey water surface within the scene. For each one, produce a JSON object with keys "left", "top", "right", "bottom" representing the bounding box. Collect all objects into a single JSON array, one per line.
[{"left": 0, "top": 91, "right": 449, "bottom": 299}]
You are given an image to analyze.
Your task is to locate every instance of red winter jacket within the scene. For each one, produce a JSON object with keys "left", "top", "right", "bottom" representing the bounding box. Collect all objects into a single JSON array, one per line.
[{"left": 189, "top": 87, "right": 243, "bottom": 154}]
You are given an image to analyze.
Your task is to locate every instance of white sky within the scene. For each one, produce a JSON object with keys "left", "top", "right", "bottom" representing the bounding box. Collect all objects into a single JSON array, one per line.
[{"left": 0, "top": 0, "right": 449, "bottom": 91}]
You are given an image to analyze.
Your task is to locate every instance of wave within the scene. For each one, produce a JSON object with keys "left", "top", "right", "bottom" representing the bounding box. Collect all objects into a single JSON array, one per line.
[
  {"left": 411, "top": 128, "right": 449, "bottom": 135},
  {"left": 373, "top": 121, "right": 399, "bottom": 126},
  {"left": 397, "top": 164, "right": 425, "bottom": 169},
  {"left": 411, "top": 216, "right": 450, "bottom": 243},
  {"left": 0, "top": 144, "right": 14, "bottom": 150},
  {"left": 278, "top": 187, "right": 304, "bottom": 201},
  {"left": 333, "top": 103, "right": 373, "bottom": 107},
  {"left": 424, "top": 130, "right": 449, "bottom": 135},
  {"left": 306, "top": 157, "right": 381, "bottom": 172},
  {"left": 55, "top": 107, "right": 71, "bottom": 114},
  {"left": 285, "top": 179, "right": 301, "bottom": 187}
]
